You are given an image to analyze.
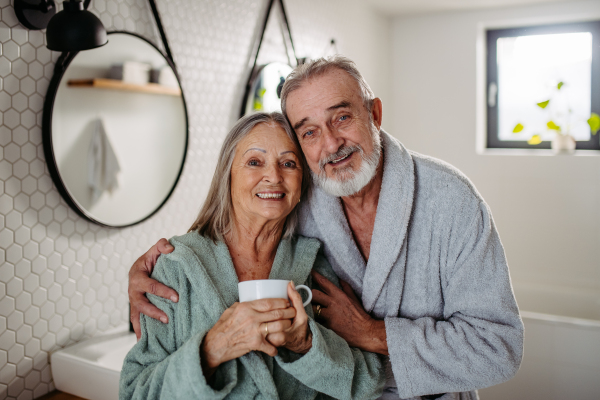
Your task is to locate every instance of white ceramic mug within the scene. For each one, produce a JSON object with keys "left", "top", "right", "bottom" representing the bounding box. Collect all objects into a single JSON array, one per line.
[{"left": 238, "top": 279, "right": 312, "bottom": 307}]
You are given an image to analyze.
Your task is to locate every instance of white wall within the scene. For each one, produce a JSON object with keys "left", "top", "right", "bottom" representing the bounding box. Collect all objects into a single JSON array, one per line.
[
  {"left": 390, "top": 1, "right": 600, "bottom": 294},
  {"left": 285, "top": 0, "right": 392, "bottom": 113}
]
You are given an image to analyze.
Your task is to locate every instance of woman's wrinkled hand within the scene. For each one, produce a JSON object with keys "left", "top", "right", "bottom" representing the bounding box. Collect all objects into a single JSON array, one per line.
[
  {"left": 200, "top": 298, "right": 296, "bottom": 377},
  {"left": 266, "top": 282, "right": 313, "bottom": 354}
]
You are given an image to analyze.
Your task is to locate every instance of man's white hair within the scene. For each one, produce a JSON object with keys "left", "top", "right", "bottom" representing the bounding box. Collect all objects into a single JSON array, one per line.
[{"left": 280, "top": 55, "right": 376, "bottom": 119}]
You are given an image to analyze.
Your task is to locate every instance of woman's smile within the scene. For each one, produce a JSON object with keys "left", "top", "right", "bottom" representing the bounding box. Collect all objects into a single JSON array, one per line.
[{"left": 256, "top": 191, "right": 286, "bottom": 200}]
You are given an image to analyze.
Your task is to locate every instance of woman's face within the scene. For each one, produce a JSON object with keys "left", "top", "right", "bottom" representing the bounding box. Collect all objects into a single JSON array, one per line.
[{"left": 230, "top": 123, "right": 303, "bottom": 228}]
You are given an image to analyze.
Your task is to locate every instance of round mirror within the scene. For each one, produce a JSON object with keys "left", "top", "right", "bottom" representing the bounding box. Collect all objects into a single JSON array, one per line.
[
  {"left": 243, "top": 62, "right": 293, "bottom": 116},
  {"left": 43, "top": 32, "right": 188, "bottom": 227}
]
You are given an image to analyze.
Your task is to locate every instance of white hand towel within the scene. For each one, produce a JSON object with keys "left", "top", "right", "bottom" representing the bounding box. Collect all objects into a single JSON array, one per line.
[{"left": 88, "top": 118, "right": 121, "bottom": 204}]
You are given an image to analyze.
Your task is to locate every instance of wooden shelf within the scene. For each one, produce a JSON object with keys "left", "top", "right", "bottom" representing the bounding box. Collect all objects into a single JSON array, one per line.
[{"left": 67, "top": 78, "right": 181, "bottom": 96}]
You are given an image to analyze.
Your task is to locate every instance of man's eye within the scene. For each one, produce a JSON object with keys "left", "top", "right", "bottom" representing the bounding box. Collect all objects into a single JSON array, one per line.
[
  {"left": 304, "top": 130, "right": 314, "bottom": 137},
  {"left": 339, "top": 115, "right": 349, "bottom": 121}
]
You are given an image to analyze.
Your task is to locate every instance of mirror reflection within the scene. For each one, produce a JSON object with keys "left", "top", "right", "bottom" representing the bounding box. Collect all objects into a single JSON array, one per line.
[
  {"left": 48, "top": 32, "right": 187, "bottom": 227},
  {"left": 243, "top": 62, "right": 293, "bottom": 115}
]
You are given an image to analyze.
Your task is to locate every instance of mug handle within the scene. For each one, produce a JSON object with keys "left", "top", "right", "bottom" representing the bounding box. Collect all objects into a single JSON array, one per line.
[{"left": 295, "top": 284, "right": 312, "bottom": 307}]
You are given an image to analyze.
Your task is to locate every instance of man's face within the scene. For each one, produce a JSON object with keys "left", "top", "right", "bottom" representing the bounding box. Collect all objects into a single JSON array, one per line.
[{"left": 285, "top": 68, "right": 382, "bottom": 196}]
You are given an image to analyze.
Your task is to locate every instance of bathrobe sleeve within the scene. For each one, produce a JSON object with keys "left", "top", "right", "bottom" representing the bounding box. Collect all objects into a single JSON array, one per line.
[
  {"left": 275, "top": 250, "right": 385, "bottom": 400},
  {"left": 119, "top": 259, "right": 238, "bottom": 400},
  {"left": 385, "top": 201, "right": 524, "bottom": 398}
]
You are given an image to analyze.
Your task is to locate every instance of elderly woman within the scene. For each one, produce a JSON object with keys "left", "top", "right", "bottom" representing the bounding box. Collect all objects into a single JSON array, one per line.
[{"left": 119, "top": 112, "right": 384, "bottom": 399}]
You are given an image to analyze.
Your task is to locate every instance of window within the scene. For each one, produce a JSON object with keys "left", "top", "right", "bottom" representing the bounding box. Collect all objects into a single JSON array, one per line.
[{"left": 486, "top": 20, "right": 600, "bottom": 150}]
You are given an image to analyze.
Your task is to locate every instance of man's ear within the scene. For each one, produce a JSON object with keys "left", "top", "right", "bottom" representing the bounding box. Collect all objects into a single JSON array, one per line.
[{"left": 371, "top": 98, "right": 383, "bottom": 130}]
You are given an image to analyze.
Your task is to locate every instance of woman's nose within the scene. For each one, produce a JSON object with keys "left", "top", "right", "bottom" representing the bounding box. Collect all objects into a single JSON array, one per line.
[{"left": 264, "top": 163, "right": 283, "bottom": 183}]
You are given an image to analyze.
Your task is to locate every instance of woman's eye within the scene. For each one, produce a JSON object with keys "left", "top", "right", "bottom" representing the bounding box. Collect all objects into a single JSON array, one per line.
[
  {"left": 283, "top": 161, "right": 296, "bottom": 168},
  {"left": 248, "top": 159, "right": 260, "bottom": 166}
]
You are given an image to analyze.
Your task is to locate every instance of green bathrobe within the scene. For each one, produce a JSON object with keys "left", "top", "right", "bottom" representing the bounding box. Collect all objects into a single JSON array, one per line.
[{"left": 119, "top": 232, "right": 385, "bottom": 400}]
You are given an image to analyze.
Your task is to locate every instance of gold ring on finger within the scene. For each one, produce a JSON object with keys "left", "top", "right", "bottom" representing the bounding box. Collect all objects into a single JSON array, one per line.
[
  {"left": 315, "top": 304, "right": 322, "bottom": 318},
  {"left": 265, "top": 322, "right": 269, "bottom": 335}
]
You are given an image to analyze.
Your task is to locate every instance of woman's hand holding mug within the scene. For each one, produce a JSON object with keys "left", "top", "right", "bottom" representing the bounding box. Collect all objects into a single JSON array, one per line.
[
  {"left": 200, "top": 298, "right": 295, "bottom": 378},
  {"left": 237, "top": 279, "right": 314, "bottom": 354},
  {"left": 201, "top": 280, "right": 314, "bottom": 378},
  {"left": 265, "top": 282, "right": 313, "bottom": 354}
]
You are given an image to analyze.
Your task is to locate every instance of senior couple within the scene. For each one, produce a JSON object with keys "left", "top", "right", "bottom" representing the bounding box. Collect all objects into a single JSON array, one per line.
[{"left": 120, "top": 57, "right": 524, "bottom": 400}]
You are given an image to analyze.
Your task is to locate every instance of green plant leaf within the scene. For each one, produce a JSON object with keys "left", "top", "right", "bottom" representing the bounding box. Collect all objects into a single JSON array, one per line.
[
  {"left": 588, "top": 113, "right": 600, "bottom": 135},
  {"left": 537, "top": 100, "right": 550, "bottom": 109},
  {"left": 557, "top": 82, "right": 564, "bottom": 90},
  {"left": 547, "top": 121, "right": 560, "bottom": 131},
  {"left": 513, "top": 123, "right": 524, "bottom": 133},
  {"left": 528, "top": 135, "right": 542, "bottom": 145}
]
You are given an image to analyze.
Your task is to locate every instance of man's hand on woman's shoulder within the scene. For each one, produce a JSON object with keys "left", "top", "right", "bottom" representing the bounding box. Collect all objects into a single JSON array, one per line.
[{"left": 129, "top": 238, "right": 179, "bottom": 339}]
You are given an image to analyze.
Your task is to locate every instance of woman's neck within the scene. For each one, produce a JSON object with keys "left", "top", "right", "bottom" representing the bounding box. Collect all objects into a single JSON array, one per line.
[{"left": 225, "top": 216, "right": 285, "bottom": 282}]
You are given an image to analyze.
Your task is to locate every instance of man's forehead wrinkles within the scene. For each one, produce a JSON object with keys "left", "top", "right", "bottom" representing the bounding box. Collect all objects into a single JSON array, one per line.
[
  {"left": 288, "top": 72, "right": 358, "bottom": 130},
  {"left": 292, "top": 93, "right": 350, "bottom": 115},
  {"left": 327, "top": 101, "right": 352, "bottom": 111}
]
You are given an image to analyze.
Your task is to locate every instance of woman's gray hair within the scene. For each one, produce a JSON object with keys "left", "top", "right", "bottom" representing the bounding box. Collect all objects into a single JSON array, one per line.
[
  {"left": 280, "top": 55, "right": 376, "bottom": 119},
  {"left": 189, "top": 112, "right": 310, "bottom": 242}
]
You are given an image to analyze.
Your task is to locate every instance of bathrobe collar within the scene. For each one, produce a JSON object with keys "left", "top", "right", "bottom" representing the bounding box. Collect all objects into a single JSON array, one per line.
[{"left": 308, "top": 130, "right": 415, "bottom": 314}]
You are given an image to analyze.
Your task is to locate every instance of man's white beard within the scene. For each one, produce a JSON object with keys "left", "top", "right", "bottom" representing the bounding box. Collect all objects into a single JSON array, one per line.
[{"left": 311, "top": 131, "right": 382, "bottom": 198}]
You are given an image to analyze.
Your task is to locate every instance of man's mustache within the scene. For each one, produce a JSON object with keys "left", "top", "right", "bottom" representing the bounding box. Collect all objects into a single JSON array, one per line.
[{"left": 318, "top": 145, "right": 362, "bottom": 171}]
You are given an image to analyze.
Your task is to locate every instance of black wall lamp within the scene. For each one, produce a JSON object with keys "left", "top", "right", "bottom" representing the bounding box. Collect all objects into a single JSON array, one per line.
[{"left": 15, "top": 0, "right": 107, "bottom": 51}]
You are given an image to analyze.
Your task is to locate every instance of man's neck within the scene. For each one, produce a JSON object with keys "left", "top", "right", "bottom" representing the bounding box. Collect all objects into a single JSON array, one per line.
[
  {"left": 339, "top": 154, "right": 384, "bottom": 261},
  {"left": 340, "top": 155, "right": 384, "bottom": 214}
]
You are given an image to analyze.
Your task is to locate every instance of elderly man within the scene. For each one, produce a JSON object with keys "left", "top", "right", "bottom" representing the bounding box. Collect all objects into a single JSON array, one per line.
[{"left": 128, "top": 56, "right": 523, "bottom": 400}]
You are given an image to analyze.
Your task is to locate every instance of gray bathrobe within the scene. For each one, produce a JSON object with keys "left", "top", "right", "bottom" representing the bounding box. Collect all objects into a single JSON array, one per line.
[
  {"left": 298, "top": 131, "right": 524, "bottom": 400},
  {"left": 120, "top": 233, "right": 385, "bottom": 399}
]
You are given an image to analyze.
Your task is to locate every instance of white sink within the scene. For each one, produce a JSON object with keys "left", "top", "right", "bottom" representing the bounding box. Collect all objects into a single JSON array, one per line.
[{"left": 51, "top": 326, "right": 137, "bottom": 400}]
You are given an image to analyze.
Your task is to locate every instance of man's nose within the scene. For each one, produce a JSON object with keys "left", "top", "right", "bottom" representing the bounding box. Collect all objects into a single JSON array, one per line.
[{"left": 322, "top": 126, "right": 344, "bottom": 154}]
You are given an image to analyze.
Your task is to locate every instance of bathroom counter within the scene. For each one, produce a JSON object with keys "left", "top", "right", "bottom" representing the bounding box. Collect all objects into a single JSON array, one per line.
[{"left": 38, "top": 391, "right": 85, "bottom": 400}]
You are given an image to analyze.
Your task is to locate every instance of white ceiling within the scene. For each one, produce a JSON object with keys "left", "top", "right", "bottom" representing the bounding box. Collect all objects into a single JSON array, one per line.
[{"left": 365, "top": 0, "right": 579, "bottom": 15}]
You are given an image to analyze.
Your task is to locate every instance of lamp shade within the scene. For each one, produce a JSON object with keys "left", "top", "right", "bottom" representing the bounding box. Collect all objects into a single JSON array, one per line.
[{"left": 46, "top": 0, "right": 107, "bottom": 51}]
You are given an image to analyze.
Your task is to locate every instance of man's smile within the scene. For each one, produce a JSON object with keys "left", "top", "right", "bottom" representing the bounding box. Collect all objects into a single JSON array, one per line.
[
  {"left": 329, "top": 152, "right": 352, "bottom": 165},
  {"left": 320, "top": 145, "right": 361, "bottom": 171}
]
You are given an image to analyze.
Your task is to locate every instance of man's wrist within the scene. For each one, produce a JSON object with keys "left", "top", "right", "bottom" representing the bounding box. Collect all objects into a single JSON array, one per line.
[{"left": 364, "top": 319, "right": 388, "bottom": 355}]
